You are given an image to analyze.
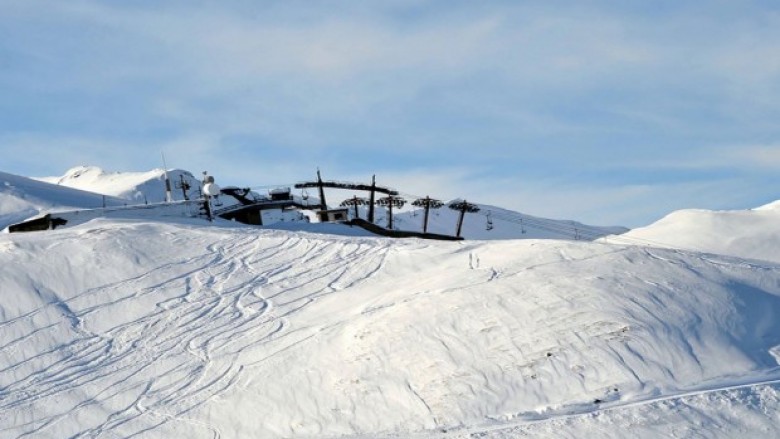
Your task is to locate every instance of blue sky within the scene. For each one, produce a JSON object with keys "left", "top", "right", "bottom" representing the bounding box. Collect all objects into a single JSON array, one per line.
[{"left": 1, "top": 0, "right": 779, "bottom": 226}]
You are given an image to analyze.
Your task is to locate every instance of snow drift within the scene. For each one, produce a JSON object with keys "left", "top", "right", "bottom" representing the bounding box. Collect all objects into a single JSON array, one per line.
[
  {"left": 1, "top": 218, "right": 780, "bottom": 438},
  {"left": 620, "top": 201, "right": 780, "bottom": 264}
]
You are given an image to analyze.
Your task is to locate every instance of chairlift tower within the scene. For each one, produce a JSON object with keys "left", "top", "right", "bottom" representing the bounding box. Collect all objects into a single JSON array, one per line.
[
  {"left": 412, "top": 197, "right": 444, "bottom": 234},
  {"left": 376, "top": 195, "right": 407, "bottom": 230},
  {"left": 316, "top": 169, "right": 327, "bottom": 210},
  {"left": 340, "top": 196, "right": 369, "bottom": 220},
  {"left": 294, "top": 170, "right": 398, "bottom": 214},
  {"left": 448, "top": 200, "right": 481, "bottom": 238}
]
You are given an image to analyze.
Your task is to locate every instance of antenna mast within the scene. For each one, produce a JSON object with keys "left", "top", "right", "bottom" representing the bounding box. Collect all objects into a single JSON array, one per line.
[{"left": 161, "top": 152, "right": 173, "bottom": 203}]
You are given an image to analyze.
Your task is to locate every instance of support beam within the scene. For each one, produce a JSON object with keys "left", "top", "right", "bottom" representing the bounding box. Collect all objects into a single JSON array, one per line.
[
  {"left": 455, "top": 205, "right": 466, "bottom": 238},
  {"left": 387, "top": 199, "right": 394, "bottom": 230},
  {"left": 376, "top": 196, "right": 406, "bottom": 231},
  {"left": 316, "top": 169, "right": 327, "bottom": 210},
  {"left": 423, "top": 199, "right": 431, "bottom": 234},
  {"left": 412, "top": 197, "right": 443, "bottom": 234},
  {"left": 448, "top": 200, "right": 481, "bottom": 238},
  {"left": 368, "top": 175, "right": 376, "bottom": 224},
  {"left": 352, "top": 196, "right": 360, "bottom": 219}
]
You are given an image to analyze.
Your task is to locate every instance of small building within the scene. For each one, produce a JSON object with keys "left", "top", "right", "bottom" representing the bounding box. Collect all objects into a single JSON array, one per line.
[
  {"left": 269, "top": 187, "right": 292, "bottom": 201},
  {"left": 317, "top": 208, "right": 349, "bottom": 223},
  {"left": 9, "top": 214, "right": 68, "bottom": 233}
]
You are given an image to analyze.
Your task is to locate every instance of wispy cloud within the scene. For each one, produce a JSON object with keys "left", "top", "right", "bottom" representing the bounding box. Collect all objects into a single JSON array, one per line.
[
  {"left": 2, "top": 1, "right": 780, "bottom": 226},
  {"left": 717, "top": 145, "right": 780, "bottom": 169}
]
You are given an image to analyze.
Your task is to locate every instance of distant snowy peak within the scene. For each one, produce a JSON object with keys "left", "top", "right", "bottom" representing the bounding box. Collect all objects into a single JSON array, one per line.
[
  {"left": 0, "top": 170, "right": 126, "bottom": 230},
  {"left": 755, "top": 200, "right": 780, "bottom": 211},
  {"left": 40, "top": 165, "right": 107, "bottom": 185},
  {"left": 622, "top": 201, "right": 780, "bottom": 263},
  {"left": 38, "top": 166, "right": 200, "bottom": 203}
]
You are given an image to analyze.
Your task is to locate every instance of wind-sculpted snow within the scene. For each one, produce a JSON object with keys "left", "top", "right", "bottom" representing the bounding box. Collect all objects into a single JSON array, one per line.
[
  {"left": 620, "top": 203, "right": 780, "bottom": 264},
  {"left": 1, "top": 219, "right": 780, "bottom": 438}
]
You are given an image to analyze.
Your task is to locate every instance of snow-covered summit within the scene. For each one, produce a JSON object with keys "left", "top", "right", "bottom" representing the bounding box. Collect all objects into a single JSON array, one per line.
[
  {"left": 38, "top": 165, "right": 200, "bottom": 203},
  {"left": 619, "top": 201, "right": 780, "bottom": 263},
  {"left": 755, "top": 199, "right": 780, "bottom": 211}
]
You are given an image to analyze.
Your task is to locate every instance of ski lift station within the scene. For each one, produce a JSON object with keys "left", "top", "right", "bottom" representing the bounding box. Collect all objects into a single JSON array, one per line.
[{"left": 6, "top": 168, "right": 620, "bottom": 242}]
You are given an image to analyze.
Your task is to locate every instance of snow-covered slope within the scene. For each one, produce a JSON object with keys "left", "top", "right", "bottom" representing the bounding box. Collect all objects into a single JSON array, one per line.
[
  {"left": 38, "top": 165, "right": 201, "bottom": 203},
  {"left": 619, "top": 200, "right": 780, "bottom": 264},
  {"left": 342, "top": 202, "right": 627, "bottom": 241},
  {"left": 1, "top": 218, "right": 779, "bottom": 438},
  {"left": 0, "top": 171, "right": 127, "bottom": 230}
]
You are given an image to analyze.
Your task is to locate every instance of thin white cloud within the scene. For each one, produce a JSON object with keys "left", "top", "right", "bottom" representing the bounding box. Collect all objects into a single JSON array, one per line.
[
  {"left": 3, "top": 1, "right": 780, "bottom": 227},
  {"left": 718, "top": 145, "right": 780, "bottom": 169}
]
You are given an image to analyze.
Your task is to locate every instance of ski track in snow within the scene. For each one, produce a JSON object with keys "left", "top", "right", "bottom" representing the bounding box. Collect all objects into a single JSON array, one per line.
[
  {"left": 347, "top": 378, "right": 780, "bottom": 439},
  {"left": 0, "top": 226, "right": 393, "bottom": 438},
  {"left": 2, "top": 220, "right": 780, "bottom": 438}
]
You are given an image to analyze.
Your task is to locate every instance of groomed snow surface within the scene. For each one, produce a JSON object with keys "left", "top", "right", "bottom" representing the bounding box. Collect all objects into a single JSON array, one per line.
[
  {"left": 3, "top": 167, "right": 780, "bottom": 437},
  {"left": 2, "top": 216, "right": 780, "bottom": 438},
  {"left": 620, "top": 200, "right": 780, "bottom": 264}
]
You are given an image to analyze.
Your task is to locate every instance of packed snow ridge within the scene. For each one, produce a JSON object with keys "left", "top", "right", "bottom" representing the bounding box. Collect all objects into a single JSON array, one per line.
[{"left": 1, "top": 167, "right": 780, "bottom": 438}]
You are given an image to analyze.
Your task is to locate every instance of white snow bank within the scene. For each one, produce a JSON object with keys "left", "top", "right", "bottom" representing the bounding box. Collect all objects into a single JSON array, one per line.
[
  {"left": 619, "top": 203, "right": 780, "bottom": 263},
  {"left": 394, "top": 381, "right": 780, "bottom": 439},
  {"left": 755, "top": 200, "right": 780, "bottom": 211},
  {"left": 1, "top": 219, "right": 779, "bottom": 438}
]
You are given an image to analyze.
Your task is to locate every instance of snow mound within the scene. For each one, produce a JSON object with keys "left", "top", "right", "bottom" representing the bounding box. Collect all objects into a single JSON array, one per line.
[
  {"left": 1, "top": 219, "right": 779, "bottom": 438},
  {"left": 620, "top": 203, "right": 780, "bottom": 263},
  {"left": 38, "top": 165, "right": 200, "bottom": 203},
  {"left": 755, "top": 200, "right": 780, "bottom": 211}
]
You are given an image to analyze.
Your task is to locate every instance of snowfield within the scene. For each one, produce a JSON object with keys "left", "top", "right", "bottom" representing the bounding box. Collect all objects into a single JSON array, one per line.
[
  {"left": 3, "top": 167, "right": 780, "bottom": 437},
  {"left": 619, "top": 201, "right": 780, "bottom": 264},
  {"left": 2, "top": 215, "right": 780, "bottom": 438}
]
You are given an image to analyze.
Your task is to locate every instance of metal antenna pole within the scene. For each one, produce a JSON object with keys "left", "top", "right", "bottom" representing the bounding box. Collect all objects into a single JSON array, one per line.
[
  {"left": 456, "top": 202, "right": 467, "bottom": 238},
  {"left": 317, "top": 169, "right": 327, "bottom": 210},
  {"left": 387, "top": 196, "right": 394, "bottom": 230},
  {"left": 423, "top": 197, "right": 431, "bottom": 234},
  {"left": 368, "top": 175, "right": 376, "bottom": 223},
  {"left": 448, "top": 200, "right": 480, "bottom": 239},
  {"left": 161, "top": 152, "right": 173, "bottom": 203}
]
